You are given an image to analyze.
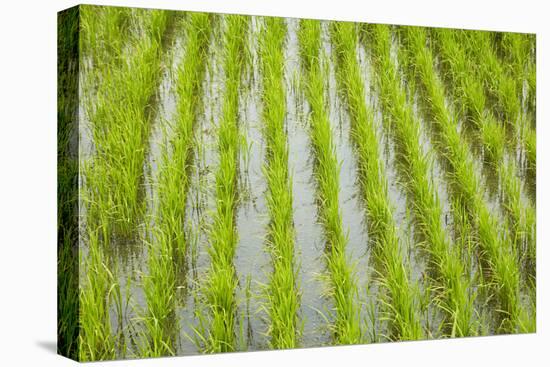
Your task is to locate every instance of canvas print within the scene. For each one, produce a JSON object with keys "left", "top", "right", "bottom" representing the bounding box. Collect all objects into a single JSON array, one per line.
[{"left": 57, "top": 4, "right": 536, "bottom": 361}]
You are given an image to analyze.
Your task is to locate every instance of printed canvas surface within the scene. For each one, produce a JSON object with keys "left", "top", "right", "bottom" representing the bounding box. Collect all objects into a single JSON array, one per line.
[{"left": 58, "top": 4, "right": 536, "bottom": 361}]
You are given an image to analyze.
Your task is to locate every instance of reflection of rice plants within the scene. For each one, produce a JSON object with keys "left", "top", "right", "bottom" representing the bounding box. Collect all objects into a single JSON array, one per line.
[{"left": 58, "top": 5, "right": 537, "bottom": 361}]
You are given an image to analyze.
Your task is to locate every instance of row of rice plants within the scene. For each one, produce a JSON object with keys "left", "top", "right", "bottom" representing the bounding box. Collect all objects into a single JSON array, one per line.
[
  {"left": 523, "top": 35, "right": 537, "bottom": 118},
  {"left": 398, "top": 26, "right": 532, "bottom": 332},
  {"left": 297, "top": 19, "right": 362, "bottom": 344},
  {"left": 258, "top": 17, "right": 301, "bottom": 348},
  {"left": 83, "top": 9, "right": 170, "bottom": 238},
  {"left": 365, "top": 24, "right": 476, "bottom": 337},
  {"left": 460, "top": 31, "right": 536, "bottom": 177},
  {"left": 78, "top": 7, "right": 147, "bottom": 361},
  {"left": 201, "top": 14, "right": 249, "bottom": 353},
  {"left": 140, "top": 13, "right": 213, "bottom": 357},
  {"left": 80, "top": 5, "right": 131, "bottom": 72},
  {"left": 478, "top": 33, "right": 536, "bottom": 181},
  {"left": 330, "top": 21, "right": 423, "bottom": 341},
  {"left": 57, "top": 7, "right": 80, "bottom": 359},
  {"left": 497, "top": 32, "right": 535, "bottom": 111},
  {"left": 78, "top": 231, "right": 120, "bottom": 360},
  {"left": 495, "top": 33, "right": 536, "bottom": 126},
  {"left": 431, "top": 28, "right": 536, "bottom": 272}
]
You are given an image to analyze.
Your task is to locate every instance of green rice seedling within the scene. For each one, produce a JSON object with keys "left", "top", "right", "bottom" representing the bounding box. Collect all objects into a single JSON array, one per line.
[
  {"left": 431, "top": 28, "right": 536, "bottom": 273},
  {"left": 141, "top": 13, "right": 213, "bottom": 357},
  {"left": 58, "top": 7, "right": 80, "bottom": 359},
  {"left": 259, "top": 17, "right": 301, "bottom": 349},
  {"left": 462, "top": 31, "right": 520, "bottom": 122},
  {"left": 139, "top": 228, "right": 178, "bottom": 357},
  {"left": 526, "top": 53, "right": 536, "bottom": 117},
  {"left": 524, "top": 127, "right": 536, "bottom": 177},
  {"left": 365, "top": 23, "right": 476, "bottom": 337},
  {"left": 78, "top": 229, "right": 118, "bottom": 361},
  {"left": 497, "top": 32, "right": 536, "bottom": 119},
  {"left": 297, "top": 19, "right": 362, "bottom": 344},
  {"left": 80, "top": 5, "right": 132, "bottom": 70},
  {"left": 330, "top": 21, "right": 423, "bottom": 341},
  {"left": 497, "top": 33, "right": 532, "bottom": 98},
  {"left": 202, "top": 14, "right": 249, "bottom": 353},
  {"left": 399, "top": 26, "right": 532, "bottom": 332},
  {"left": 79, "top": 9, "right": 171, "bottom": 360},
  {"left": 84, "top": 9, "right": 170, "bottom": 238},
  {"left": 459, "top": 30, "right": 536, "bottom": 175},
  {"left": 58, "top": 226, "right": 80, "bottom": 358},
  {"left": 499, "top": 162, "right": 536, "bottom": 273},
  {"left": 154, "top": 12, "right": 212, "bottom": 265}
]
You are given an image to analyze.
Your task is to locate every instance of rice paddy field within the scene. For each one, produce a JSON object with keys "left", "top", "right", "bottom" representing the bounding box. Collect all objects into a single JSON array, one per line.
[{"left": 57, "top": 5, "right": 536, "bottom": 361}]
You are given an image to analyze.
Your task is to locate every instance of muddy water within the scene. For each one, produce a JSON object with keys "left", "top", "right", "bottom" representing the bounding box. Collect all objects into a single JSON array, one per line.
[{"left": 234, "top": 16, "right": 271, "bottom": 351}]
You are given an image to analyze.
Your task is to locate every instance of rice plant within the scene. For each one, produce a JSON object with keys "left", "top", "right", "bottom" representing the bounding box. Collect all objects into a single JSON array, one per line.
[
  {"left": 399, "top": 25, "right": 532, "bottom": 332},
  {"left": 57, "top": 7, "right": 80, "bottom": 358},
  {"left": 526, "top": 51, "right": 536, "bottom": 117},
  {"left": 79, "top": 8, "right": 171, "bottom": 360},
  {"left": 140, "top": 13, "right": 213, "bottom": 357},
  {"left": 259, "top": 17, "right": 301, "bottom": 349},
  {"left": 365, "top": 23, "right": 476, "bottom": 337},
  {"left": 84, "top": 9, "right": 170, "bottom": 238},
  {"left": 330, "top": 21, "right": 423, "bottom": 341},
  {"left": 497, "top": 33, "right": 533, "bottom": 99},
  {"left": 298, "top": 18, "right": 362, "bottom": 344},
  {"left": 202, "top": 14, "right": 249, "bottom": 353},
  {"left": 495, "top": 32, "right": 536, "bottom": 120},
  {"left": 78, "top": 230, "right": 118, "bottom": 361},
  {"left": 459, "top": 30, "right": 536, "bottom": 176},
  {"left": 431, "top": 28, "right": 536, "bottom": 274},
  {"left": 80, "top": 5, "right": 131, "bottom": 71}
]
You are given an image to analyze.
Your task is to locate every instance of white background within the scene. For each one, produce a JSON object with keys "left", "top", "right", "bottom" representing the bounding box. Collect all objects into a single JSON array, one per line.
[{"left": 0, "top": 0, "right": 547, "bottom": 365}]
